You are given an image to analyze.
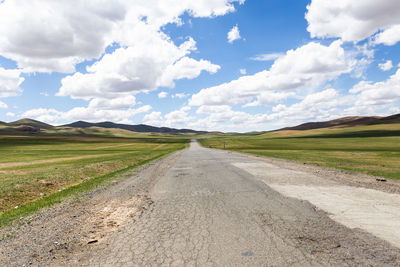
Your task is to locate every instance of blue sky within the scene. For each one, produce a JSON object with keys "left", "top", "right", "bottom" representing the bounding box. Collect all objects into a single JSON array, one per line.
[{"left": 0, "top": 0, "right": 400, "bottom": 132}]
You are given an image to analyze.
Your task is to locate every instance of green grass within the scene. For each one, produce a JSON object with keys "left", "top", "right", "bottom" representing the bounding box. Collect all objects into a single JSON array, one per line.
[
  {"left": 0, "top": 135, "right": 188, "bottom": 226},
  {"left": 198, "top": 124, "right": 400, "bottom": 180}
]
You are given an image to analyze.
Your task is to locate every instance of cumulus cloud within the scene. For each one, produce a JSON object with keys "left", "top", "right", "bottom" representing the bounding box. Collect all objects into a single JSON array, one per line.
[
  {"left": 58, "top": 35, "right": 194, "bottom": 99},
  {"left": 142, "top": 112, "right": 163, "bottom": 126},
  {"left": 268, "top": 88, "right": 343, "bottom": 123},
  {"left": 158, "top": 92, "right": 168, "bottom": 98},
  {"left": 22, "top": 105, "right": 152, "bottom": 125},
  {"left": 143, "top": 106, "right": 193, "bottom": 128},
  {"left": 6, "top": 112, "right": 14, "bottom": 117},
  {"left": 159, "top": 57, "right": 220, "bottom": 88},
  {"left": 0, "top": 67, "right": 24, "bottom": 98},
  {"left": 374, "top": 25, "right": 400, "bottom": 46},
  {"left": 186, "top": 88, "right": 351, "bottom": 132},
  {"left": 88, "top": 95, "right": 136, "bottom": 110},
  {"left": 22, "top": 108, "right": 63, "bottom": 125},
  {"left": 190, "top": 40, "right": 354, "bottom": 107},
  {"left": 378, "top": 60, "right": 393, "bottom": 71},
  {"left": 63, "top": 105, "right": 151, "bottom": 124},
  {"left": 0, "top": 0, "right": 125, "bottom": 73},
  {"left": 239, "top": 69, "right": 246, "bottom": 75},
  {"left": 306, "top": 0, "right": 400, "bottom": 43},
  {"left": 58, "top": 35, "right": 219, "bottom": 101},
  {"left": 0, "top": 0, "right": 243, "bottom": 73},
  {"left": 348, "top": 68, "right": 400, "bottom": 114},
  {"left": 227, "top": 25, "right": 241, "bottom": 43}
]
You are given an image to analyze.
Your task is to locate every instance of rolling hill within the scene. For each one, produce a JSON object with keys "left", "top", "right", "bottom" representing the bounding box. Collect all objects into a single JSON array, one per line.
[
  {"left": 279, "top": 113, "right": 400, "bottom": 131},
  {"left": 8, "top": 118, "right": 54, "bottom": 129},
  {"left": 62, "top": 121, "right": 206, "bottom": 134},
  {"left": 0, "top": 118, "right": 206, "bottom": 135},
  {"left": 1, "top": 113, "right": 400, "bottom": 137}
]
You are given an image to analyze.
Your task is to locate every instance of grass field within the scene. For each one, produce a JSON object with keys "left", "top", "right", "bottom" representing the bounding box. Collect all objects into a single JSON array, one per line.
[
  {"left": 198, "top": 124, "right": 400, "bottom": 180},
  {"left": 0, "top": 135, "right": 188, "bottom": 226}
]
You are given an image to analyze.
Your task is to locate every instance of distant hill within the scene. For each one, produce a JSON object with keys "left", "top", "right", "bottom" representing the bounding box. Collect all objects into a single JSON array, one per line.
[
  {"left": 8, "top": 118, "right": 54, "bottom": 129},
  {"left": 0, "top": 118, "right": 54, "bottom": 134},
  {"left": 62, "top": 121, "right": 206, "bottom": 134},
  {"left": 279, "top": 114, "right": 400, "bottom": 131},
  {"left": 0, "top": 118, "right": 206, "bottom": 135}
]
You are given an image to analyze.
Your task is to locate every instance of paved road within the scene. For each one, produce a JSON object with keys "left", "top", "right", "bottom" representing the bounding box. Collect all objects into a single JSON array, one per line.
[{"left": 85, "top": 141, "right": 400, "bottom": 266}]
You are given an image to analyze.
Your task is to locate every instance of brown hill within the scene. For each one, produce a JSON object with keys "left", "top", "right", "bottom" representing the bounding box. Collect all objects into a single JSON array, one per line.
[
  {"left": 8, "top": 118, "right": 54, "bottom": 129},
  {"left": 280, "top": 114, "right": 400, "bottom": 131}
]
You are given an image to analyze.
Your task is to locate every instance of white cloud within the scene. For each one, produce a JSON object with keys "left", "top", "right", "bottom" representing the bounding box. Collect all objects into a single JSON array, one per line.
[
  {"left": 0, "top": 0, "right": 124, "bottom": 73},
  {"left": 0, "top": 0, "right": 243, "bottom": 73},
  {"left": 63, "top": 105, "right": 151, "bottom": 124},
  {"left": 143, "top": 106, "right": 193, "bottom": 128},
  {"left": 22, "top": 105, "right": 152, "bottom": 125},
  {"left": 378, "top": 60, "right": 393, "bottom": 71},
  {"left": 0, "top": 67, "right": 24, "bottom": 98},
  {"left": 143, "top": 112, "right": 163, "bottom": 126},
  {"left": 306, "top": 0, "right": 400, "bottom": 43},
  {"left": 250, "top": 53, "right": 283, "bottom": 61},
  {"left": 239, "top": 68, "right": 246, "bottom": 75},
  {"left": 40, "top": 92, "right": 49, "bottom": 97},
  {"left": 348, "top": 69, "right": 400, "bottom": 112},
  {"left": 0, "top": 101, "right": 7, "bottom": 109},
  {"left": 269, "top": 88, "right": 342, "bottom": 123},
  {"left": 159, "top": 57, "right": 220, "bottom": 88},
  {"left": 374, "top": 25, "right": 400, "bottom": 46},
  {"left": 6, "top": 112, "right": 14, "bottom": 117},
  {"left": 22, "top": 108, "right": 63, "bottom": 125},
  {"left": 172, "top": 93, "right": 189, "bottom": 99},
  {"left": 158, "top": 92, "right": 168, "bottom": 98},
  {"left": 58, "top": 35, "right": 219, "bottom": 101},
  {"left": 190, "top": 40, "right": 354, "bottom": 107},
  {"left": 88, "top": 95, "right": 136, "bottom": 110},
  {"left": 186, "top": 88, "right": 353, "bottom": 132},
  {"left": 227, "top": 25, "right": 241, "bottom": 43},
  {"left": 57, "top": 35, "right": 196, "bottom": 99}
]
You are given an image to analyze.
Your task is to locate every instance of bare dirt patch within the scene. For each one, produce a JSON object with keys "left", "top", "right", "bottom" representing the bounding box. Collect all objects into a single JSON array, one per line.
[{"left": 83, "top": 195, "right": 152, "bottom": 244}]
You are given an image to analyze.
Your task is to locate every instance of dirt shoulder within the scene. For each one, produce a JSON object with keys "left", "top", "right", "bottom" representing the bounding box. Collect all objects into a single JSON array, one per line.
[
  {"left": 0, "top": 150, "right": 183, "bottom": 266},
  {"left": 228, "top": 150, "right": 400, "bottom": 249},
  {"left": 227, "top": 149, "right": 400, "bottom": 194}
]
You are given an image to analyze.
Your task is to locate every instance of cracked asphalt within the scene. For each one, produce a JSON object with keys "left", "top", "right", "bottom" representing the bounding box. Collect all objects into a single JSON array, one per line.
[
  {"left": 84, "top": 141, "right": 400, "bottom": 266},
  {"left": 2, "top": 140, "right": 400, "bottom": 266}
]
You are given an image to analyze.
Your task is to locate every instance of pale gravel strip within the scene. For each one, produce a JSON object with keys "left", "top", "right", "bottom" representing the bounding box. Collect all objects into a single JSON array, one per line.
[
  {"left": 232, "top": 160, "right": 400, "bottom": 248},
  {"left": 268, "top": 184, "right": 400, "bottom": 248}
]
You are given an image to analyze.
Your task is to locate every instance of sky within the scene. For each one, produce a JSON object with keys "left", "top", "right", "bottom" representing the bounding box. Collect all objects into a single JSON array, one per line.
[{"left": 0, "top": 0, "right": 400, "bottom": 132}]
